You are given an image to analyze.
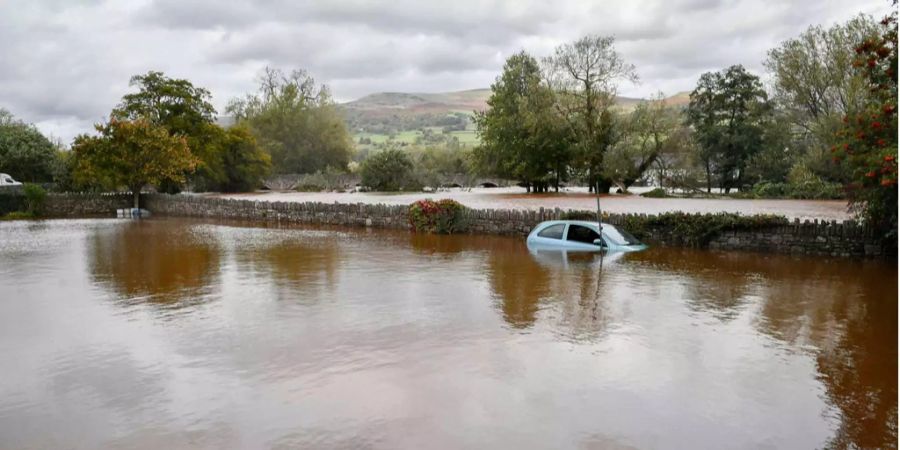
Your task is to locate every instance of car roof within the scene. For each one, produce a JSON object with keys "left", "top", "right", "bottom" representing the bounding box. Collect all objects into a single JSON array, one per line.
[{"left": 535, "top": 220, "right": 613, "bottom": 229}]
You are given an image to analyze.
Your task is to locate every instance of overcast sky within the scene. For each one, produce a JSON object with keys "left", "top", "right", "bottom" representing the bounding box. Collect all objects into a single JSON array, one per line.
[{"left": 0, "top": 0, "right": 891, "bottom": 142}]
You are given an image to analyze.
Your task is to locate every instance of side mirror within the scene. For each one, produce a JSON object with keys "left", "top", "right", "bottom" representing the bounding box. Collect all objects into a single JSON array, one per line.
[{"left": 593, "top": 239, "right": 606, "bottom": 247}]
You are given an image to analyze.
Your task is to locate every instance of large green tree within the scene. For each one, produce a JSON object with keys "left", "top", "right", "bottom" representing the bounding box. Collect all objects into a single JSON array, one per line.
[
  {"left": 71, "top": 118, "right": 198, "bottom": 208},
  {"left": 544, "top": 35, "right": 637, "bottom": 193},
  {"left": 833, "top": 10, "right": 897, "bottom": 235},
  {"left": 765, "top": 14, "right": 879, "bottom": 182},
  {"left": 603, "top": 94, "right": 682, "bottom": 190},
  {"left": 686, "top": 65, "right": 771, "bottom": 193},
  {"left": 215, "top": 125, "right": 271, "bottom": 193},
  {"left": 0, "top": 109, "right": 59, "bottom": 182},
  {"left": 474, "top": 51, "right": 569, "bottom": 192},
  {"left": 227, "top": 68, "right": 352, "bottom": 174},
  {"left": 113, "top": 71, "right": 223, "bottom": 192}
]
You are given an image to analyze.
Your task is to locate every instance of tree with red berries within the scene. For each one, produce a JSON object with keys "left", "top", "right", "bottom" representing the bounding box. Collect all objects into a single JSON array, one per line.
[{"left": 833, "top": 9, "right": 898, "bottom": 236}]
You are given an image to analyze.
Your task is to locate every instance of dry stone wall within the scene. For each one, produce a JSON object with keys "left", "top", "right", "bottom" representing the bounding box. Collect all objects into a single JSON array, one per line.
[{"left": 143, "top": 194, "right": 893, "bottom": 258}]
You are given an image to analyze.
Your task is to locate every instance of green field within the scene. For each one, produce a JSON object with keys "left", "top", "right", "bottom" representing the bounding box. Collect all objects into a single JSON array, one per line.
[{"left": 354, "top": 127, "right": 479, "bottom": 152}]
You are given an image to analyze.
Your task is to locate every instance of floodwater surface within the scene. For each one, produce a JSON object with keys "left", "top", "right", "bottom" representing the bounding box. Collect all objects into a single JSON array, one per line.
[
  {"left": 0, "top": 218, "right": 895, "bottom": 449},
  {"left": 219, "top": 186, "right": 851, "bottom": 220}
]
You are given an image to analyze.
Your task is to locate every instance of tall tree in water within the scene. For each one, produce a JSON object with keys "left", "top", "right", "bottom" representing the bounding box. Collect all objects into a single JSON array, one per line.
[
  {"left": 544, "top": 35, "right": 637, "bottom": 194},
  {"left": 227, "top": 68, "right": 352, "bottom": 174},
  {"left": 474, "top": 51, "right": 570, "bottom": 192},
  {"left": 686, "top": 65, "right": 771, "bottom": 193}
]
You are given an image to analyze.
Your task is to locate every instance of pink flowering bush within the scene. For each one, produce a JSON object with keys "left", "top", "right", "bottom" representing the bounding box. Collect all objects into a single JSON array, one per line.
[{"left": 408, "top": 199, "right": 467, "bottom": 234}]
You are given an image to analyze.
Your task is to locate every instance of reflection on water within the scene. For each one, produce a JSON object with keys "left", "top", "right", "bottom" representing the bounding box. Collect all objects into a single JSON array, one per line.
[
  {"left": 0, "top": 217, "right": 895, "bottom": 449},
  {"left": 230, "top": 226, "right": 341, "bottom": 303},
  {"left": 89, "top": 221, "right": 221, "bottom": 307},
  {"left": 486, "top": 239, "right": 551, "bottom": 328}
]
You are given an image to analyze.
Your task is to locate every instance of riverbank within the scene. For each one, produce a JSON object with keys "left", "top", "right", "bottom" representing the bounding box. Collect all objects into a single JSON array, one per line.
[{"left": 215, "top": 186, "right": 851, "bottom": 221}]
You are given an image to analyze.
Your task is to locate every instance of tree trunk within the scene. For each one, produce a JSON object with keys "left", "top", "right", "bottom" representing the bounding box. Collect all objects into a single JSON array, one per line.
[
  {"left": 705, "top": 162, "right": 712, "bottom": 193},
  {"left": 554, "top": 165, "right": 560, "bottom": 193},
  {"left": 597, "top": 178, "right": 613, "bottom": 195},
  {"left": 131, "top": 187, "right": 141, "bottom": 209}
]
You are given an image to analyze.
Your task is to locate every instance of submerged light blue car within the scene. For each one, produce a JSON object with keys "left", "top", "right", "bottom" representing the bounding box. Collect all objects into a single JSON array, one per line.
[{"left": 526, "top": 220, "right": 648, "bottom": 253}]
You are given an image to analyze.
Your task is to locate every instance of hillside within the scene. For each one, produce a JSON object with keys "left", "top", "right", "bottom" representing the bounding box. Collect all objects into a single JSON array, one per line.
[{"left": 339, "top": 89, "right": 690, "bottom": 135}]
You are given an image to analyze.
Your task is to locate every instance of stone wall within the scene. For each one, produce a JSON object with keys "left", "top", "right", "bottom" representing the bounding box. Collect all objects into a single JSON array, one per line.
[
  {"left": 43, "top": 193, "right": 133, "bottom": 216},
  {"left": 0, "top": 192, "right": 132, "bottom": 217},
  {"left": 0, "top": 188, "right": 25, "bottom": 215},
  {"left": 143, "top": 194, "right": 893, "bottom": 258}
]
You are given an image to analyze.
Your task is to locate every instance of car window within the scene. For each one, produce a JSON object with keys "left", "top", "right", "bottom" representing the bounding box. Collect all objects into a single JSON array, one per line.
[
  {"left": 566, "top": 224, "right": 601, "bottom": 244},
  {"left": 602, "top": 225, "right": 642, "bottom": 245},
  {"left": 537, "top": 224, "right": 565, "bottom": 239}
]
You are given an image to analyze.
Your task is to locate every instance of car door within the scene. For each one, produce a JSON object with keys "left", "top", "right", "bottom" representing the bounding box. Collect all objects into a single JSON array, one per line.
[{"left": 564, "top": 224, "right": 604, "bottom": 251}]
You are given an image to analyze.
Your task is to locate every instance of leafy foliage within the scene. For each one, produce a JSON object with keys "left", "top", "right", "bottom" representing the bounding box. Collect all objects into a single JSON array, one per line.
[
  {"left": 559, "top": 210, "right": 599, "bottom": 220},
  {"left": 604, "top": 94, "right": 684, "bottom": 189},
  {"left": 113, "top": 71, "right": 220, "bottom": 192},
  {"left": 408, "top": 199, "right": 467, "bottom": 234},
  {"left": 832, "top": 10, "right": 898, "bottom": 235},
  {"left": 71, "top": 118, "right": 197, "bottom": 207},
  {"left": 215, "top": 125, "right": 271, "bottom": 192},
  {"left": 114, "top": 71, "right": 216, "bottom": 130},
  {"left": 0, "top": 109, "right": 59, "bottom": 182},
  {"left": 686, "top": 65, "right": 771, "bottom": 193},
  {"left": 227, "top": 67, "right": 353, "bottom": 174},
  {"left": 544, "top": 35, "right": 638, "bottom": 192},
  {"left": 640, "top": 187, "right": 670, "bottom": 198},
  {"left": 360, "top": 148, "right": 418, "bottom": 191},
  {"left": 765, "top": 15, "right": 878, "bottom": 183},
  {"left": 408, "top": 144, "right": 474, "bottom": 188},
  {"left": 622, "top": 212, "right": 789, "bottom": 246},
  {"left": 22, "top": 183, "right": 47, "bottom": 215},
  {"left": 474, "top": 51, "right": 569, "bottom": 192}
]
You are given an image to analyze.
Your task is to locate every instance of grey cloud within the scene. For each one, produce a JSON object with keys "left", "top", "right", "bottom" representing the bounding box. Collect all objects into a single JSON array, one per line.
[{"left": 0, "top": 0, "right": 891, "bottom": 142}]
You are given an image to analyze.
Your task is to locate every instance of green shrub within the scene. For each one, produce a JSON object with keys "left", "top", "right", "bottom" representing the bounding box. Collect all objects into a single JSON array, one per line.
[
  {"left": 640, "top": 187, "right": 669, "bottom": 198},
  {"left": 745, "top": 180, "right": 843, "bottom": 199},
  {"left": 295, "top": 182, "right": 326, "bottom": 192},
  {"left": 751, "top": 182, "right": 789, "bottom": 198},
  {"left": 787, "top": 179, "right": 843, "bottom": 199},
  {"left": 408, "top": 199, "right": 468, "bottom": 234},
  {"left": 361, "top": 148, "right": 420, "bottom": 191},
  {"left": 22, "top": 184, "right": 47, "bottom": 216},
  {"left": 622, "top": 212, "right": 789, "bottom": 246},
  {"left": 560, "top": 210, "right": 597, "bottom": 221},
  {"left": 785, "top": 164, "right": 843, "bottom": 199}
]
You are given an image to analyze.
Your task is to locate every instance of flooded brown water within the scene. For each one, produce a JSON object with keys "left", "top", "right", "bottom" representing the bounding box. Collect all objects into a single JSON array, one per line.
[
  {"left": 0, "top": 217, "right": 895, "bottom": 449},
  {"left": 219, "top": 187, "right": 852, "bottom": 220}
]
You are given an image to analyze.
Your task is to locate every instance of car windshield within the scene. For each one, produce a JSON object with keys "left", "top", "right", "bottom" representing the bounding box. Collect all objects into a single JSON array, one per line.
[{"left": 601, "top": 224, "right": 642, "bottom": 246}]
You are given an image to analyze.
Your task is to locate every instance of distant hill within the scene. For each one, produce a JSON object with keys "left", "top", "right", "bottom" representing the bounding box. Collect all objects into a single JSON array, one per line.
[{"left": 338, "top": 89, "right": 690, "bottom": 134}]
